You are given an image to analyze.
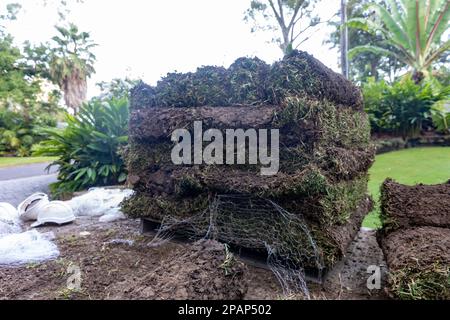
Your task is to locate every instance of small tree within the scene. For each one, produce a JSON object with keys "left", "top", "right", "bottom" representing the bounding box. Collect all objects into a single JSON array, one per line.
[
  {"left": 96, "top": 78, "right": 140, "bottom": 101},
  {"left": 348, "top": 0, "right": 450, "bottom": 83},
  {"left": 245, "top": 0, "right": 328, "bottom": 54},
  {"left": 49, "top": 23, "right": 97, "bottom": 114},
  {"left": 327, "top": 0, "right": 404, "bottom": 82},
  {"left": 0, "top": 3, "right": 41, "bottom": 116}
]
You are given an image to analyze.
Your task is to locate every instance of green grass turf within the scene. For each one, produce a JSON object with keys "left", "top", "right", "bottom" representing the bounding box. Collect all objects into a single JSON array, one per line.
[
  {"left": 363, "top": 147, "right": 450, "bottom": 229},
  {"left": 0, "top": 157, "right": 57, "bottom": 168}
]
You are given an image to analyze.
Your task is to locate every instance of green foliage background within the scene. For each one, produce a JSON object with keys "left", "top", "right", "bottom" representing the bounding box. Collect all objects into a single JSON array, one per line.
[
  {"left": 34, "top": 96, "right": 129, "bottom": 197},
  {"left": 363, "top": 77, "right": 450, "bottom": 138}
]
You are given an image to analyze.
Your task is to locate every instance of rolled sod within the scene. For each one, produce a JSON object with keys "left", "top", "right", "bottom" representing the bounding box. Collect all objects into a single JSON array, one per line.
[
  {"left": 123, "top": 51, "right": 373, "bottom": 272},
  {"left": 129, "top": 51, "right": 362, "bottom": 110},
  {"left": 380, "top": 179, "right": 450, "bottom": 232},
  {"left": 129, "top": 97, "right": 371, "bottom": 151},
  {"left": 381, "top": 226, "right": 450, "bottom": 300},
  {"left": 124, "top": 141, "right": 372, "bottom": 198},
  {"left": 123, "top": 170, "right": 369, "bottom": 226}
]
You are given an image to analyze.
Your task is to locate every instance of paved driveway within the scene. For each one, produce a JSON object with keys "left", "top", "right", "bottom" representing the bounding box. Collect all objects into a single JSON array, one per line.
[
  {"left": 0, "top": 163, "right": 58, "bottom": 181},
  {"left": 0, "top": 163, "right": 58, "bottom": 207}
]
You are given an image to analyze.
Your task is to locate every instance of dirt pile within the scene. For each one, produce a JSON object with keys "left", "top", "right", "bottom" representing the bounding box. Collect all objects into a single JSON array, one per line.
[
  {"left": 111, "top": 240, "right": 248, "bottom": 300},
  {"left": 122, "top": 50, "right": 374, "bottom": 271},
  {"left": 380, "top": 179, "right": 450, "bottom": 300}
]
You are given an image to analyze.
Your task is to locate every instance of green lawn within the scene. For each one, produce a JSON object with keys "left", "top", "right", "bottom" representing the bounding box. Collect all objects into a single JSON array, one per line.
[
  {"left": 0, "top": 156, "right": 57, "bottom": 168},
  {"left": 363, "top": 147, "right": 450, "bottom": 229}
]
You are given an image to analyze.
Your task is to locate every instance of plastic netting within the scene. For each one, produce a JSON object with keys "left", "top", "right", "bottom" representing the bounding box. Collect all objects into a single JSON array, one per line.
[
  {"left": 0, "top": 230, "right": 59, "bottom": 266},
  {"left": 148, "top": 194, "right": 324, "bottom": 298}
]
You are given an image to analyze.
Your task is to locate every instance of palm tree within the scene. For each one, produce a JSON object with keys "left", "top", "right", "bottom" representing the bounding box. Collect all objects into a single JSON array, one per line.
[
  {"left": 49, "top": 23, "right": 97, "bottom": 113},
  {"left": 348, "top": 0, "right": 449, "bottom": 82}
]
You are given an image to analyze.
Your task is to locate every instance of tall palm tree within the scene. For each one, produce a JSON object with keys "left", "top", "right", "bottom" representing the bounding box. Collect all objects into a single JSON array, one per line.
[
  {"left": 49, "top": 23, "right": 96, "bottom": 113},
  {"left": 348, "top": 0, "right": 449, "bottom": 82}
]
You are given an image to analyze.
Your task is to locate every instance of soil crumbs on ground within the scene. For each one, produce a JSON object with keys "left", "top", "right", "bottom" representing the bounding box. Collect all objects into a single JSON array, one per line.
[{"left": 0, "top": 218, "right": 386, "bottom": 300}]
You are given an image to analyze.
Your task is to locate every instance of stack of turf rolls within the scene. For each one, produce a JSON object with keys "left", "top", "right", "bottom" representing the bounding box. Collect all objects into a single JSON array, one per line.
[
  {"left": 380, "top": 179, "right": 450, "bottom": 300},
  {"left": 122, "top": 50, "right": 375, "bottom": 270}
]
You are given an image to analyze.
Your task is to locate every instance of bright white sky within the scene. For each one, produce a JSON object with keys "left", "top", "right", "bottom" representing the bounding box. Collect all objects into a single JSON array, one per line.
[{"left": 2, "top": 0, "right": 341, "bottom": 98}]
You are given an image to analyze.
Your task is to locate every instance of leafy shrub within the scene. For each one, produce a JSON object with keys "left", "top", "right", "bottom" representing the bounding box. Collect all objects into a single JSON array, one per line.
[
  {"left": 363, "top": 77, "right": 450, "bottom": 138},
  {"left": 0, "top": 109, "right": 56, "bottom": 156},
  {"left": 431, "top": 103, "right": 450, "bottom": 134},
  {"left": 34, "top": 97, "right": 129, "bottom": 197}
]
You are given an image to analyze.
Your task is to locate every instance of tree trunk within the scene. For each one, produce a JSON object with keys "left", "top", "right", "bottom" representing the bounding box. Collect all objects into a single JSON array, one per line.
[
  {"left": 63, "top": 71, "right": 87, "bottom": 114},
  {"left": 340, "top": 0, "right": 349, "bottom": 79},
  {"left": 371, "top": 60, "right": 379, "bottom": 81},
  {"left": 412, "top": 70, "right": 425, "bottom": 84},
  {"left": 281, "top": 28, "right": 291, "bottom": 55}
]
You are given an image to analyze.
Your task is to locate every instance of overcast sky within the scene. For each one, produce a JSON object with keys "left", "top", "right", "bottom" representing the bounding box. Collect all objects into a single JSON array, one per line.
[{"left": 2, "top": 0, "right": 341, "bottom": 97}]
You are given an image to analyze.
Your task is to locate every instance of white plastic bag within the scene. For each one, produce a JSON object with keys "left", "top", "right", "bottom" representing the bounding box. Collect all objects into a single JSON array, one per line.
[
  {"left": 0, "top": 203, "right": 18, "bottom": 221},
  {"left": 0, "top": 203, "right": 21, "bottom": 236},
  {"left": 0, "top": 221, "right": 21, "bottom": 237},
  {"left": 98, "top": 207, "right": 126, "bottom": 223},
  {"left": 0, "top": 230, "right": 59, "bottom": 266},
  {"left": 66, "top": 188, "right": 133, "bottom": 221}
]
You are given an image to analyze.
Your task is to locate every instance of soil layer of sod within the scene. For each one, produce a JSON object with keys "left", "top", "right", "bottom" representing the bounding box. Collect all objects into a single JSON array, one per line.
[
  {"left": 381, "top": 226, "right": 450, "bottom": 300},
  {"left": 380, "top": 179, "right": 450, "bottom": 232}
]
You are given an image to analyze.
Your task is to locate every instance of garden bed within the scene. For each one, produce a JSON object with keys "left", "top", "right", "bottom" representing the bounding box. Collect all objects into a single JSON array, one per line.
[{"left": 373, "top": 134, "right": 450, "bottom": 155}]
